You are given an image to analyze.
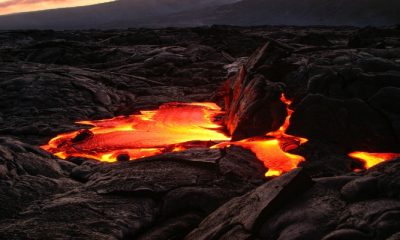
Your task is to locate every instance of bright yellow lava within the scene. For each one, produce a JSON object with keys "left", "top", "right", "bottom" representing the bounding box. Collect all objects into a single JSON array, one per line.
[
  {"left": 348, "top": 152, "right": 400, "bottom": 169},
  {"left": 42, "top": 98, "right": 308, "bottom": 177},
  {"left": 42, "top": 102, "right": 230, "bottom": 163}
]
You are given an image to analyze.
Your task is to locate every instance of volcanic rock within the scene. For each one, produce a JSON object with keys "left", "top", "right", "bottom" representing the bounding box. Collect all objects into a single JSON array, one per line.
[
  {"left": 321, "top": 229, "right": 370, "bottom": 240},
  {"left": 224, "top": 42, "right": 289, "bottom": 140},
  {"left": 369, "top": 87, "right": 400, "bottom": 142},
  {"left": 0, "top": 136, "right": 78, "bottom": 220},
  {"left": 348, "top": 27, "right": 400, "bottom": 48},
  {"left": 306, "top": 67, "right": 400, "bottom": 101},
  {"left": 287, "top": 94, "right": 398, "bottom": 151},
  {"left": 357, "top": 57, "right": 400, "bottom": 72},
  {"left": 296, "top": 33, "right": 333, "bottom": 46},
  {"left": 185, "top": 159, "right": 400, "bottom": 240},
  {"left": 341, "top": 176, "right": 379, "bottom": 201},
  {"left": 0, "top": 147, "right": 267, "bottom": 239},
  {"left": 116, "top": 153, "right": 130, "bottom": 162},
  {"left": 72, "top": 129, "right": 94, "bottom": 143},
  {"left": 185, "top": 168, "right": 314, "bottom": 239},
  {"left": 1, "top": 26, "right": 400, "bottom": 240}
]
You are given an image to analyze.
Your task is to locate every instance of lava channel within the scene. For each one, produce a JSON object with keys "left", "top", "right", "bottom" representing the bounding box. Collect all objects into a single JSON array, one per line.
[{"left": 42, "top": 97, "right": 399, "bottom": 176}]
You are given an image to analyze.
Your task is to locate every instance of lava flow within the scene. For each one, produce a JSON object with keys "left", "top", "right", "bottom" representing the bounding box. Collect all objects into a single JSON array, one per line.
[
  {"left": 42, "top": 102, "right": 230, "bottom": 162},
  {"left": 42, "top": 96, "right": 399, "bottom": 177},
  {"left": 213, "top": 95, "right": 308, "bottom": 176},
  {"left": 348, "top": 152, "right": 400, "bottom": 169},
  {"left": 42, "top": 94, "right": 309, "bottom": 176}
]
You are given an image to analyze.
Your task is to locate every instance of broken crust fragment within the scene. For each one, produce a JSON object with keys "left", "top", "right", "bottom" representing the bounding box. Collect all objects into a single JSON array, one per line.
[{"left": 186, "top": 168, "right": 314, "bottom": 240}]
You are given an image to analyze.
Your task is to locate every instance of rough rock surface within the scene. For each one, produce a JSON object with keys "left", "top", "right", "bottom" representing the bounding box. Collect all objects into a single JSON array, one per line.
[
  {"left": 1, "top": 26, "right": 400, "bottom": 239},
  {"left": 0, "top": 145, "right": 266, "bottom": 239},
  {"left": 287, "top": 94, "right": 397, "bottom": 151},
  {"left": 187, "top": 161, "right": 400, "bottom": 240},
  {"left": 223, "top": 42, "right": 288, "bottom": 140},
  {"left": 185, "top": 168, "right": 314, "bottom": 239}
]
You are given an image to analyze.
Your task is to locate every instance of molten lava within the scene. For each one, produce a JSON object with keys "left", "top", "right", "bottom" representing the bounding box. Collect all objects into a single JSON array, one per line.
[
  {"left": 213, "top": 95, "right": 307, "bottom": 176},
  {"left": 213, "top": 138, "right": 304, "bottom": 176},
  {"left": 42, "top": 102, "right": 230, "bottom": 162},
  {"left": 348, "top": 152, "right": 400, "bottom": 169},
  {"left": 42, "top": 95, "right": 309, "bottom": 176},
  {"left": 44, "top": 95, "right": 398, "bottom": 177}
]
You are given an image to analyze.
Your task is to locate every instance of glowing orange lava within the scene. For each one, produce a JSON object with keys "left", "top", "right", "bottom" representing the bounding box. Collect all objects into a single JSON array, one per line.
[
  {"left": 42, "top": 102, "right": 230, "bottom": 162},
  {"left": 213, "top": 95, "right": 307, "bottom": 176},
  {"left": 42, "top": 95, "right": 309, "bottom": 176},
  {"left": 348, "top": 152, "right": 400, "bottom": 169}
]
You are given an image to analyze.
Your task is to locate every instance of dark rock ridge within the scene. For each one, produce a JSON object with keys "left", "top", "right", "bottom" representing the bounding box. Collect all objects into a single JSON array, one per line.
[
  {"left": 1, "top": 26, "right": 400, "bottom": 239},
  {"left": 187, "top": 0, "right": 400, "bottom": 27}
]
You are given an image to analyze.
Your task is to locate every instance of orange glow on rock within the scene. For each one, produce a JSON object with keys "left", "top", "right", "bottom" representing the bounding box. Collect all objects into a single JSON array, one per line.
[
  {"left": 213, "top": 137, "right": 304, "bottom": 176},
  {"left": 213, "top": 94, "right": 306, "bottom": 176},
  {"left": 266, "top": 95, "right": 308, "bottom": 145},
  {"left": 42, "top": 96, "right": 307, "bottom": 176},
  {"left": 348, "top": 152, "right": 400, "bottom": 169}
]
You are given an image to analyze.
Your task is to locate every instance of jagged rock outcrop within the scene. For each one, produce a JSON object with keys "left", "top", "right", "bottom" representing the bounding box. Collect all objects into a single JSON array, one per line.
[{"left": 223, "top": 42, "right": 289, "bottom": 140}]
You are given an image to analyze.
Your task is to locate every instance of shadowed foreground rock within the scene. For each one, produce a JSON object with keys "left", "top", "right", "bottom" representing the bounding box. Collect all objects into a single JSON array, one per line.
[
  {"left": 186, "top": 168, "right": 314, "bottom": 239},
  {"left": 186, "top": 160, "right": 400, "bottom": 240},
  {"left": 0, "top": 145, "right": 267, "bottom": 239}
]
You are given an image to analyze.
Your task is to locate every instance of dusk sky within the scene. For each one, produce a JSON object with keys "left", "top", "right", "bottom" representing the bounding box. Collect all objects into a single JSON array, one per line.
[{"left": 0, "top": 0, "right": 115, "bottom": 15}]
